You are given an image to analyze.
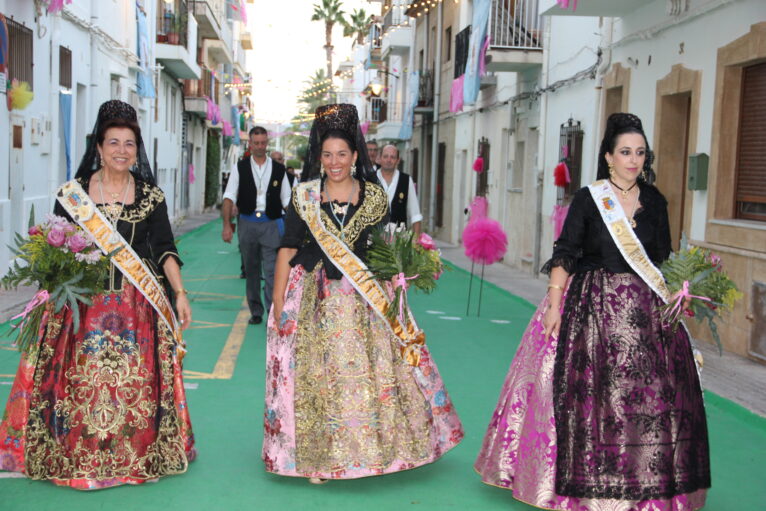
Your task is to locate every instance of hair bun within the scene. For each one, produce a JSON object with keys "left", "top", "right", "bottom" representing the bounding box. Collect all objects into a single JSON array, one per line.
[
  {"left": 314, "top": 104, "right": 360, "bottom": 140},
  {"left": 605, "top": 112, "right": 643, "bottom": 135}
]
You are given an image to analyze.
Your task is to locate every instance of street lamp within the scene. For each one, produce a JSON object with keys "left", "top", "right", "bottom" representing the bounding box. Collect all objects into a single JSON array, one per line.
[{"left": 369, "top": 69, "right": 399, "bottom": 96}]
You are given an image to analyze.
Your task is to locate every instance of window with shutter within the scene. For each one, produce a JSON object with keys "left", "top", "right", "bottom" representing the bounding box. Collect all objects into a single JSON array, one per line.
[
  {"left": 557, "top": 119, "right": 584, "bottom": 205},
  {"left": 476, "top": 137, "right": 490, "bottom": 197},
  {"left": 7, "top": 17, "right": 33, "bottom": 90},
  {"left": 735, "top": 61, "right": 766, "bottom": 222},
  {"left": 59, "top": 46, "right": 72, "bottom": 89}
]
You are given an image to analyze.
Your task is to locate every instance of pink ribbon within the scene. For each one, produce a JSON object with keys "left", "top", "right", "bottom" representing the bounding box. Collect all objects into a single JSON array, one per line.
[
  {"left": 665, "top": 280, "right": 712, "bottom": 322},
  {"left": 393, "top": 273, "right": 418, "bottom": 323},
  {"left": 557, "top": 0, "right": 578, "bottom": 11},
  {"left": 551, "top": 204, "right": 570, "bottom": 239},
  {"left": 10, "top": 290, "right": 49, "bottom": 327}
]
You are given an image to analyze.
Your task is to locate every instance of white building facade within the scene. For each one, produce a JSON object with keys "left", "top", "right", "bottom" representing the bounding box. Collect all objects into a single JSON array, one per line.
[{"left": 0, "top": 0, "right": 253, "bottom": 275}]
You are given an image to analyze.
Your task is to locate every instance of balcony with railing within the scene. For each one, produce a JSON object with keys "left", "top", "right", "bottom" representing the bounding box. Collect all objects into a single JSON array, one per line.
[
  {"left": 539, "top": 0, "right": 652, "bottom": 17},
  {"left": 381, "top": 1, "right": 412, "bottom": 59},
  {"left": 366, "top": 23, "right": 383, "bottom": 68},
  {"left": 376, "top": 100, "right": 405, "bottom": 140},
  {"left": 190, "top": 0, "right": 225, "bottom": 40},
  {"left": 183, "top": 67, "right": 217, "bottom": 117},
  {"left": 156, "top": 0, "right": 201, "bottom": 79},
  {"left": 485, "top": 0, "right": 544, "bottom": 72},
  {"left": 368, "top": 97, "right": 387, "bottom": 124}
]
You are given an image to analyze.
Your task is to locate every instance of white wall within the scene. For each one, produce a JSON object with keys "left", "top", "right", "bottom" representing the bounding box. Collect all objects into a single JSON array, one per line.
[{"left": 537, "top": 0, "right": 766, "bottom": 263}]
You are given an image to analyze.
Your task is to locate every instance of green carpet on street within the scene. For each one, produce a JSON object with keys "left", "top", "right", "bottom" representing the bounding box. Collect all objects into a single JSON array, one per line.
[{"left": 1, "top": 220, "right": 765, "bottom": 510}]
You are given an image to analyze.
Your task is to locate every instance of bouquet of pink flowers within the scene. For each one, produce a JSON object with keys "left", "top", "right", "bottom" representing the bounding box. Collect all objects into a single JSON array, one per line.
[
  {"left": 1, "top": 214, "right": 112, "bottom": 353},
  {"left": 366, "top": 225, "right": 446, "bottom": 327},
  {"left": 660, "top": 234, "right": 742, "bottom": 354}
]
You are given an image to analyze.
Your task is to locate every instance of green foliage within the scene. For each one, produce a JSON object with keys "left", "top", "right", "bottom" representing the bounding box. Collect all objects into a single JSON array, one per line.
[
  {"left": 1, "top": 216, "right": 111, "bottom": 352},
  {"left": 285, "top": 159, "right": 302, "bottom": 170},
  {"left": 342, "top": 8, "right": 373, "bottom": 44},
  {"left": 205, "top": 131, "right": 221, "bottom": 208},
  {"left": 311, "top": 0, "right": 346, "bottom": 25},
  {"left": 660, "top": 233, "right": 742, "bottom": 354},
  {"left": 366, "top": 227, "right": 445, "bottom": 326}
]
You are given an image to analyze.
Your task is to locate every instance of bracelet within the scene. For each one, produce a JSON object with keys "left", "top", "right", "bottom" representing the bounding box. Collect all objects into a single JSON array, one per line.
[
  {"left": 174, "top": 288, "right": 189, "bottom": 296},
  {"left": 547, "top": 284, "right": 564, "bottom": 291}
]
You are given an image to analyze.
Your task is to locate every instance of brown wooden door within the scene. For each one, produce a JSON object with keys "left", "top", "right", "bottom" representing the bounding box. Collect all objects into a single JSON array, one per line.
[{"left": 655, "top": 93, "right": 692, "bottom": 250}]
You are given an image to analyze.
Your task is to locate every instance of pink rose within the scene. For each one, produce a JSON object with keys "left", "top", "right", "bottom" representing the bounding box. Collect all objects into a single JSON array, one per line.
[
  {"left": 418, "top": 233, "right": 437, "bottom": 251},
  {"left": 46, "top": 228, "right": 66, "bottom": 247},
  {"left": 28, "top": 225, "right": 42, "bottom": 236},
  {"left": 66, "top": 233, "right": 89, "bottom": 253}
]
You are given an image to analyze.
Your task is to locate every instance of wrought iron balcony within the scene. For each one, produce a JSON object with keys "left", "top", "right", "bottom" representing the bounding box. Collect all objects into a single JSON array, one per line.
[
  {"left": 485, "top": 0, "right": 544, "bottom": 72},
  {"left": 156, "top": 0, "right": 201, "bottom": 79}
]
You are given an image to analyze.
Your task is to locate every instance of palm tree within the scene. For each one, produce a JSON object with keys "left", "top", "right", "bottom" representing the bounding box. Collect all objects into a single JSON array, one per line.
[
  {"left": 343, "top": 8, "right": 373, "bottom": 45},
  {"left": 311, "top": 0, "right": 346, "bottom": 85}
]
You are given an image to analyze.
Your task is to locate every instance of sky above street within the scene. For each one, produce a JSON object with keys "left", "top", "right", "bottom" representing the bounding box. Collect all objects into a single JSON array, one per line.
[{"left": 246, "top": 0, "right": 372, "bottom": 126}]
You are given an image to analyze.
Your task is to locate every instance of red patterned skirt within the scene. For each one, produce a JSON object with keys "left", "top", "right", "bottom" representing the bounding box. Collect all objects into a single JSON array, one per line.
[{"left": 0, "top": 283, "right": 195, "bottom": 490}]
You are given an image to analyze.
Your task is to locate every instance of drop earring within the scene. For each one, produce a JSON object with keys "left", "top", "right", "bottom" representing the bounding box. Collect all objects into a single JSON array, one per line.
[
  {"left": 351, "top": 163, "right": 357, "bottom": 177},
  {"left": 320, "top": 164, "right": 326, "bottom": 177},
  {"left": 608, "top": 161, "right": 616, "bottom": 177}
]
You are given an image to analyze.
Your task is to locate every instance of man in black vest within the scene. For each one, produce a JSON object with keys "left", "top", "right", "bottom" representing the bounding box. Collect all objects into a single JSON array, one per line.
[
  {"left": 377, "top": 144, "right": 422, "bottom": 237},
  {"left": 222, "top": 126, "right": 291, "bottom": 325}
]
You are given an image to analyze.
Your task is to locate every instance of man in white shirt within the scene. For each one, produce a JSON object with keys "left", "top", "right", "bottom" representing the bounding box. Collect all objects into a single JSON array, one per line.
[
  {"left": 377, "top": 144, "right": 423, "bottom": 237},
  {"left": 222, "top": 127, "right": 291, "bottom": 325}
]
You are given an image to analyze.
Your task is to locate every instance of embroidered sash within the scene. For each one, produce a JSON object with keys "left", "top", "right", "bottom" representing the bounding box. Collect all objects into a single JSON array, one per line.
[
  {"left": 294, "top": 180, "right": 425, "bottom": 366},
  {"left": 588, "top": 180, "right": 672, "bottom": 301},
  {"left": 56, "top": 180, "right": 183, "bottom": 349},
  {"left": 588, "top": 179, "right": 700, "bottom": 367}
]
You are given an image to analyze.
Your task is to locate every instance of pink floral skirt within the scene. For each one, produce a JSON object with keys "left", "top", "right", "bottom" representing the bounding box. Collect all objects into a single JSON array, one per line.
[{"left": 262, "top": 264, "right": 463, "bottom": 479}]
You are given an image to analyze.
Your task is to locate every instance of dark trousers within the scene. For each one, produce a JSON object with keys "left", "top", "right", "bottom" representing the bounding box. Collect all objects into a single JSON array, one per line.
[{"left": 237, "top": 218, "right": 280, "bottom": 318}]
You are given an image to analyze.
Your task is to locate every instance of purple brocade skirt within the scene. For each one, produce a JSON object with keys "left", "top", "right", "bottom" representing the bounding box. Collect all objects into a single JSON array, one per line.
[{"left": 475, "top": 269, "right": 710, "bottom": 510}]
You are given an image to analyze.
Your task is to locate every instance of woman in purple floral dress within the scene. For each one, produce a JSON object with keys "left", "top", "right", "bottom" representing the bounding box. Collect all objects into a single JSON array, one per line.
[{"left": 475, "top": 113, "right": 710, "bottom": 510}]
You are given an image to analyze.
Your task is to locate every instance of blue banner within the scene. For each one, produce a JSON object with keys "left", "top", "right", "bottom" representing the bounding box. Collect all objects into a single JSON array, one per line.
[
  {"left": 59, "top": 92, "right": 72, "bottom": 179},
  {"left": 136, "top": 4, "right": 155, "bottom": 98},
  {"left": 232, "top": 106, "right": 241, "bottom": 145},
  {"left": 463, "top": 0, "right": 490, "bottom": 104},
  {"left": 398, "top": 71, "right": 419, "bottom": 140}
]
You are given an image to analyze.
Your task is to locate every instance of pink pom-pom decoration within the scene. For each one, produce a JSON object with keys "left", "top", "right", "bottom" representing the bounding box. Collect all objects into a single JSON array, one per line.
[
  {"left": 472, "top": 157, "right": 485, "bottom": 173},
  {"left": 463, "top": 218, "right": 508, "bottom": 265},
  {"left": 463, "top": 197, "right": 507, "bottom": 265}
]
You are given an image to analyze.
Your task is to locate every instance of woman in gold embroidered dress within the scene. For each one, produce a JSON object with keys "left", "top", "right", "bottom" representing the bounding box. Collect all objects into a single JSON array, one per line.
[
  {"left": 0, "top": 100, "right": 195, "bottom": 489},
  {"left": 262, "top": 104, "right": 463, "bottom": 483}
]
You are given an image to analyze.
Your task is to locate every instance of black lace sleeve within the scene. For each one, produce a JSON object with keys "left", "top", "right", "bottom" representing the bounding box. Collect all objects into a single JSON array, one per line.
[
  {"left": 147, "top": 194, "right": 182, "bottom": 268},
  {"left": 280, "top": 193, "right": 308, "bottom": 249},
  {"left": 649, "top": 187, "right": 672, "bottom": 265},
  {"left": 541, "top": 187, "right": 589, "bottom": 275}
]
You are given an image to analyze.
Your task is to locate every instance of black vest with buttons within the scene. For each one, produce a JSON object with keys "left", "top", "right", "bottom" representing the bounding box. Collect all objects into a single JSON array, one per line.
[
  {"left": 236, "top": 158, "right": 286, "bottom": 219},
  {"left": 389, "top": 172, "right": 410, "bottom": 226}
]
